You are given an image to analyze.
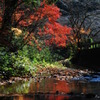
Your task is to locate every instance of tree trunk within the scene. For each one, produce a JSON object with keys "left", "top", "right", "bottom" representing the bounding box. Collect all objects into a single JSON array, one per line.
[
  {"left": 2, "top": 0, "right": 18, "bottom": 30},
  {"left": 0, "top": 0, "right": 19, "bottom": 52}
]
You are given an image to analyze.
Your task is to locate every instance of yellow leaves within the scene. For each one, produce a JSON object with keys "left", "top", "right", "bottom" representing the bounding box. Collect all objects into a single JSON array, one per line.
[
  {"left": 68, "top": 27, "right": 91, "bottom": 45},
  {"left": 68, "top": 35, "right": 74, "bottom": 41},
  {"left": 11, "top": 27, "right": 22, "bottom": 36},
  {"left": 80, "top": 28, "right": 91, "bottom": 34},
  {"left": 80, "top": 28, "right": 85, "bottom": 34},
  {"left": 86, "top": 28, "right": 91, "bottom": 34}
]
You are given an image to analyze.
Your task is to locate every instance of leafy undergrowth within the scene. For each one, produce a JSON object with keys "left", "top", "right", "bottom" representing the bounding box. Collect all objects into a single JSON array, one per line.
[
  {"left": 0, "top": 45, "right": 66, "bottom": 79},
  {"left": 0, "top": 62, "right": 64, "bottom": 85},
  {"left": 0, "top": 62, "right": 94, "bottom": 86},
  {"left": 33, "top": 62, "right": 65, "bottom": 73}
]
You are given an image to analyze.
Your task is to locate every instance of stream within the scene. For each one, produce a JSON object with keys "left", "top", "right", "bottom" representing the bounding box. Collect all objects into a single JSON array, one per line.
[{"left": 0, "top": 68, "right": 100, "bottom": 100}]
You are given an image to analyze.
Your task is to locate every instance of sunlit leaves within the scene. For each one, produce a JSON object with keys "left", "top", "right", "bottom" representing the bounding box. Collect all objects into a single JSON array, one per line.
[
  {"left": 80, "top": 28, "right": 91, "bottom": 35},
  {"left": 11, "top": 27, "right": 22, "bottom": 36}
]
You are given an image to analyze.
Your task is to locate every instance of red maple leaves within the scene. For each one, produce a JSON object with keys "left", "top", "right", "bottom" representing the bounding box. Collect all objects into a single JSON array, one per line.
[
  {"left": 34, "top": 1, "right": 71, "bottom": 47},
  {"left": 39, "top": 22, "right": 71, "bottom": 47},
  {"left": 0, "top": 0, "right": 71, "bottom": 48}
]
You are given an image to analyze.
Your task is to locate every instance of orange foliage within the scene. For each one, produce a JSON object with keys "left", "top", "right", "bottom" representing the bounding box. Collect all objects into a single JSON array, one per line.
[
  {"left": 15, "top": 1, "right": 71, "bottom": 47},
  {"left": 31, "top": 3, "right": 61, "bottom": 23},
  {"left": 39, "top": 22, "right": 71, "bottom": 47},
  {"left": 80, "top": 28, "right": 91, "bottom": 34},
  {"left": 0, "top": 0, "right": 71, "bottom": 48},
  {"left": 68, "top": 27, "right": 91, "bottom": 45}
]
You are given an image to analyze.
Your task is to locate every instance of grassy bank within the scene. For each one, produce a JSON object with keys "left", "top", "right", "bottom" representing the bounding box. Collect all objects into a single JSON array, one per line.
[{"left": 0, "top": 45, "right": 68, "bottom": 80}]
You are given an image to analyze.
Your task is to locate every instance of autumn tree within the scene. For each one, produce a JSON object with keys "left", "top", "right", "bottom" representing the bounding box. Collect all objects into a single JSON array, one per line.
[
  {"left": 58, "top": 0, "right": 100, "bottom": 50},
  {"left": 0, "top": 0, "right": 71, "bottom": 52},
  {"left": 67, "top": 1, "right": 100, "bottom": 49}
]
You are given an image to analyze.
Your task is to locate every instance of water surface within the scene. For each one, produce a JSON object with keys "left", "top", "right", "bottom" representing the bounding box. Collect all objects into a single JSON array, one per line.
[{"left": 0, "top": 76, "right": 100, "bottom": 100}]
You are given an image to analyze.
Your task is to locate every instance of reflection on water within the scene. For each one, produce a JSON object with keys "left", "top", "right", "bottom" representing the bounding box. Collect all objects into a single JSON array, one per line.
[
  {"left": 0, "top": 78, "right": 70, "bottom": 94},
  {"left": 29, "top": 78, "right": 70, "bottom": 93},
  {"left": 0, "top": 95, "right": 69, "bottom": 100},
  {"left": 0, "top": 80, "right": 31, "bottom": 94},
  {"left": 0, "top": 78, "right": 100, "bottom": 100}
]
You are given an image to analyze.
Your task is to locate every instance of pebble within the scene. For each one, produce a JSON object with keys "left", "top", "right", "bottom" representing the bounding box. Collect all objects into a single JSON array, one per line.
[{"left": 0, "top": 67, "right": 99, "bottom": 85}]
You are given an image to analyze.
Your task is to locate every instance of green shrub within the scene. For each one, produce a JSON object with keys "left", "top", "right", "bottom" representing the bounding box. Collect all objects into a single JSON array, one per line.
[
  {"left": 0, "top": 47, "right": 35, "bottom": 79},
  {"left": 26, "top": 45, "right": 64, "bottom": 64},
  {"left": 26, "top": 46, "right": 51, "bottom": 62},
  {"left": 0, "top": 45, "right": 67, "bottom": 79}
]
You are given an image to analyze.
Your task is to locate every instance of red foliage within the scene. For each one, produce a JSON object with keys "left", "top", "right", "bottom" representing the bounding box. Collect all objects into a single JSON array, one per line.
[
  {"left": 28, "top": 1, "right": 71, "bottom": 47},
  {"left": 0, "top": 16, "right": 2, "bottom": 22},
  {"left": 0, "top": 0, "right": 71, "bottom": 48},
  {"left": 39, "top": 22, "right": 71, "bottom": 47},
  {"left": 30, "top": 3, "right": 61, "bottom": 22}
]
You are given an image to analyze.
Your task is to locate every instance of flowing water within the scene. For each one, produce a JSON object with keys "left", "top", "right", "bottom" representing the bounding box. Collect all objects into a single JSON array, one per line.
[{"left": 0, "top": 72, "right": 100, "bottom": 100}]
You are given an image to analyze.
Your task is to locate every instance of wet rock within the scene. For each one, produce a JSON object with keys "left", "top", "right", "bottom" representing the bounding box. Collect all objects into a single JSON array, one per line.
[
  {"left": 67, "top": 92, "right": 74, "bottom": 95},
  {"left": 95, "top": 95, "right": 100, "bottom": 99},
  {"left": 53, "top": 75, "right": 58, "bottom": 78},
  {"left": 85, "top": 93, "right": 96, "bottom": 98},
  {"left": 56, "top": 90, "right": 59, "bottom": 94},
  {"left": 59, "top": 76, "right": 66, "bottom": 80}
]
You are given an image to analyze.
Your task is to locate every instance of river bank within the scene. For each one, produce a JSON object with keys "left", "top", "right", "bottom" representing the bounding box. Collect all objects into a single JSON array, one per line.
[
  {"left": 0, "top": 66, "right": 95, "bottom": 86},
  {"left": 0, "top": 66, "right": 100, "bottom": 100}
]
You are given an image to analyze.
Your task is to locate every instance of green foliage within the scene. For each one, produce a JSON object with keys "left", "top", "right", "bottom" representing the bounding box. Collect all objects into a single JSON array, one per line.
[
  {"left": 0, "top": 44, "right": 68, "bottom": 80},
  {"left": 0, "top": 0, "right": 71, "bottom": 80},
  {"left": 0, "top": 80, "right": 31, "bottom": 94},
  {"left": 26, "top": 45, "right": 65, "bottom": 64},
  {"left": 24, "top": 0, "right": 41, "bottom": 8},
  {"left": 0, "top": 47, "right": 35, "bottom": 79},
  {"left": 51, "top": 46, "right": 71, "bottom": 60},
  {"left": 28, "top": 46, "right": 52, "bottom": 62},
  {"left": 12, "top": 51, "right": 35, "bottom": 76}
]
